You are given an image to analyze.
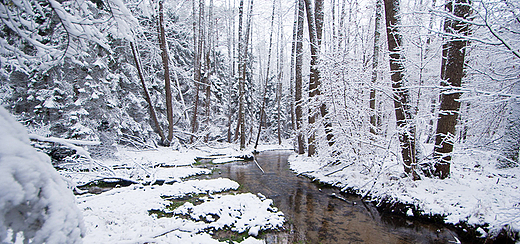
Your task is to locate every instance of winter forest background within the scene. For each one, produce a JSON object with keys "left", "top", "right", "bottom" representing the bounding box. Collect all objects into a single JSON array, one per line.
[{"left": 0, "top": 0, "right": 519, "bottom": 241}]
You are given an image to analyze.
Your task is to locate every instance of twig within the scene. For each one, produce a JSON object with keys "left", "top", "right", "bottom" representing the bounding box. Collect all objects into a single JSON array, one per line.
[{"left": 253, "top": 156, "right": 265, "bottom": 174}]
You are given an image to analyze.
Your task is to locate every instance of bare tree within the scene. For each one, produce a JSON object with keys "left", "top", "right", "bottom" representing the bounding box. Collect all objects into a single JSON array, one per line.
[
  {"left": 383, "top": 0, "right": 419, "bottom": 179},
  {"left": 191, "top": 0, "right": 205, "bottom": 144},
  {"left": 370, "top": 0, "right": 383, "bottom": 135},
  {"left": 158, "top": 0, "right": 174, "bottom": 144},
  {"left": 234, "top": 0, "right": 245, "bottom": 144},
  {"left": 276, "top": 2, "right": 285, "bottom": 145},
  {"left": 305, "top": 0, "right": 333, "bottom": 156},
  {"left": 434, "top": 0, "right": 471, "bottom": 179},
  {"left": 254, "top": 0, "right": 276, "bottom": 149},
  {"left": 289, "top": 0, "right": 299, "bottom": 132},
  {"left": 236, "top": 0, "right": 254, "bottom": 149},
  {"left": 295, "top": 0, "right": 306, "bottom": 154},
  {"left": 203, "top": 0, "right": 215, "bottom": 142},
  {"left": 130, "top": 41, "right": 166, "bottom": 143}
]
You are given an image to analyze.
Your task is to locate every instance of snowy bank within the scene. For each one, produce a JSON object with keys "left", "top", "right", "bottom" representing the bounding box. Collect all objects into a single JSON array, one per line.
[{"left": 288, "top": 151, "right": 520, "bottom": 241}]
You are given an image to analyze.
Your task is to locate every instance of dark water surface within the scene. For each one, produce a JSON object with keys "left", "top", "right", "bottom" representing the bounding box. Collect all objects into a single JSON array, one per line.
[{"left": 209, "top": 150, "right": 461, "bottom": 244}]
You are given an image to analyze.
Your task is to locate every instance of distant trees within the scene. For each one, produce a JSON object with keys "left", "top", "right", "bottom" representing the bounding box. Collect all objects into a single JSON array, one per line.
[{"left": 1, "top": 0, "right": 518, "bottom": 174}]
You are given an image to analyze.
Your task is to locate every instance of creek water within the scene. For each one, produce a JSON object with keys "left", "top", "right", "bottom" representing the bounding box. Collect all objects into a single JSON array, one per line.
[{"left": 207, "top": 150, "right": 463, "bottom": 244}]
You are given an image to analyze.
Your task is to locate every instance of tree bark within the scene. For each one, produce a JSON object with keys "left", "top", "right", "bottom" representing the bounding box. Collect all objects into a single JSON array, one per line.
[
  {"left": 234, "top": 0, "right": 245, "bottom": 144},
  {"left": 227, "top": 0, "right": 235, "bottom": 143},
  {"left": 204, "top": 0, "right": 214, "bottom": 143},
  {"left": 158, "top": 0, "right": 174, "bottom": 144},
  {"left": 434, "top": 0, "right": 471, "bottom": 179},
  {"left": 305, "top": 0, "right": 332, "bottom": 156},
  {"left": 236, "top": 0, "right": 254, "bottom": 149},
  {"left": 289, "top": 0, "right": 298, "bottom": 132},
  {"left": 370, "top": 0, "right": 383, "bottom": 135},
  {"left": 295, "top": 0, "right": 305, "bottom": 154},
  {"left": 276, "top": 5, "right": 284, "bottom": 145},
  {"left": 191, "top": 0, "right": 205, "bottom": 144},
  {"left": 304, "top": 0, "right": 319, "bottom": 156},
  {"left": 130, "top": 41, "right": 165, "bottom": 143},
  {"left": 383, "top": 0, "right": 419, "bottom": 179}
]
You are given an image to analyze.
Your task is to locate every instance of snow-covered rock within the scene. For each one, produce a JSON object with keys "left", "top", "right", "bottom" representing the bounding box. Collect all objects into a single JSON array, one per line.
[{"left": 0, "top": 107, "right": 85, "bottom": 243}]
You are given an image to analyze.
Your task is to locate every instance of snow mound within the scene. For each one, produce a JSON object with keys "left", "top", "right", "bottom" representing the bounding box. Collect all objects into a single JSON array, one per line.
[
  {"left": 78, "top": 178, "right": 276, "bottom": 243},
  {"left": 174, "top": 193, "right": 285, "bottom": 236},
  {"left": 0, "top": 107, "right": 85, "bottom": 243}
]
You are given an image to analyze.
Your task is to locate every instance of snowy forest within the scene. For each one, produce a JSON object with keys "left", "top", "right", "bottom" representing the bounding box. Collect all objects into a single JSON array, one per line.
[{"left": 0, "top": 0, "right": 519, "bottom": 242}]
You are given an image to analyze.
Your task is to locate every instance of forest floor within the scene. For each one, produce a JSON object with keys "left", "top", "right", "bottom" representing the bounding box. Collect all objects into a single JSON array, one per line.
[{"left": 288, "top": 145, "right": 520, "bottom": 242}]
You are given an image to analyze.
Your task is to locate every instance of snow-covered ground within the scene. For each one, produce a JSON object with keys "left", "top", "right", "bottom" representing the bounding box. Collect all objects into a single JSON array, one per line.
[
  {"left": 288, "top": 149, "right": 520, "bottom": 240},
  {"left": 68, "top": 144, "right": 290, "bottom": 243}
]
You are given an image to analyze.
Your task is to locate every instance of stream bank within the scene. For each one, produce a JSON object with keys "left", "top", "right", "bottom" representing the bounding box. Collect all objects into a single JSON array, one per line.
[{"left": 202, "top": 150, "right": 468, "bottom": 243}]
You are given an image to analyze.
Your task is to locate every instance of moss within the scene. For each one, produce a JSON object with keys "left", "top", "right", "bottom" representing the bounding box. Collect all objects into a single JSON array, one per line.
[
  {"left": 148, "top": 209, "right": 173, "bottom": 218},
  {"left": 212, "top": 228, "right": 250, "bottom": 243}
]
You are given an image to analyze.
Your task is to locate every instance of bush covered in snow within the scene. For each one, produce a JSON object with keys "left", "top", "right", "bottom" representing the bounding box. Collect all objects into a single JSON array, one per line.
[{"left": 0, "top": 107, "right": 85, "bottom": 243}]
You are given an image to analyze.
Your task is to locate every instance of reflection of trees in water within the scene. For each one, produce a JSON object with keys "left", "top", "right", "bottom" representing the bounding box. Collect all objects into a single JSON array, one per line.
[{"left": 211, "top": 152, "right": 461, "bottom": 243}]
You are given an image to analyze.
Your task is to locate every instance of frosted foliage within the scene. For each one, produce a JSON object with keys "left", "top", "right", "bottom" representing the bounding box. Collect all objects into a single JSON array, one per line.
[{"left": 0, "top": 107, "right": 84, "bottom": 243}]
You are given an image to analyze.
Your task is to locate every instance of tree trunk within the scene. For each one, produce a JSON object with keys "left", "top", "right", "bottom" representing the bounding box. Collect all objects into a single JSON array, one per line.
[
  {"left": 234, "top": 0, "right": 245, "bottom": 144},
  {"left": 158, "top": 0, "right": 174, "bottom": 144},
  {"left": 370, "top": 0, "right": 383, "bottom": 135},
  {"left": 315, "top": 0, "right": 334, "bottom": 149},
  {"left": 383, "top": 0, "right": 419, "bottom": 179},
  {"left": 191, "top": 0, "right": 205, "bottom": 144},
  {"left": 295, "top": 0, "right": 305, "bottom": 154},
  {"left": 130, "top": 41, "right": 165, "bottom": 143},
  {"left": 227, "top": 0, "right": 235, "bottom": 143},
  {"left": 254, "top": 0, "right": 276, "bottom": 150},
  {"left": 304, "top": 0, "right": 319, "bottom": 156},
  {"left": 241, "top": 0, "right": 254, "bottom": 149},
  {"left": 276, "top": 5, "right": 284, "bottom": 145},
  {"left": 434, "top": 0, "right": 471, "bottom": 179},
  {"left": 204, "top": 0, "right": 214, "bottom": 143},
  {"left": 236, "top": 0, "right": 254, "bottom": 149},
  {"left": 289, "top": 0, "right": 298, "bottom": 132},
  {"left": 305, "top": 0, "right": 332, "bottom": 156}
]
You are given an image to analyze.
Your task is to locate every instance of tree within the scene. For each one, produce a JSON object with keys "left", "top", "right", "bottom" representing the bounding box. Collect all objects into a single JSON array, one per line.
[
  {"left": 130, "top": 41, "right": 166, "bottom": 143},
  {"left": 433, "top": 0, "right": 471, "bottom": 179},
  {"left": 295, "top": 0, "right": 305, "bottom": 154},
  {"left": 158, "top": 0, "right": 174, "bottom": 144},
  {"left": 383, "top": 0, "right": 419, "bottom": 179},
  {"left": 254, "top": 0, "right": 276, "bottom": 149},
  {"left": 370, "top": 0, "right": 383, "bottom": 135},
  {"left": 191, "top": 0, "right": 205, "bottom": 144},
  {"left": 289, "top": 0, "right": 298, "bottom": 132},
  {"left": 305, "top": 0, "right": 333, "bottom": 156},
  {"left": 276, "top": 2, "right": 285, "bottom": 145}
]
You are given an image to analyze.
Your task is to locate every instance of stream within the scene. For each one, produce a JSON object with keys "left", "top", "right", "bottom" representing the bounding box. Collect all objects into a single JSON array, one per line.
[{"left": 206, "top": 150, "right": 463, "bottom": 244}]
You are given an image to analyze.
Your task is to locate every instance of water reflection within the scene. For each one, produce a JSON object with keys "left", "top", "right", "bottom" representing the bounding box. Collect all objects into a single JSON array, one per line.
[{"left": 209, "top": 151, "right": 461, "bottom": 244}]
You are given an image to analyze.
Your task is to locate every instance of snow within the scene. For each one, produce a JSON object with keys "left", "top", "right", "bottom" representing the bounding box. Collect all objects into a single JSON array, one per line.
[
  {"left": 288, "top": 148, "right": 520, "bottom": 239},
  {"left": 0, "top": 107, "right": 84, "bottom": 243},
  {"left": 78, "top": 178, "right": 282, "bottom": 243},
  {"left": 173, "top": 193, "right": 284, "bottom": 236},
  {"left": 212, "top": 157, "right": 244, "bottom": 164},
  {"left": 59, "top": 144, "right": 288, "bottom": 243}
]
